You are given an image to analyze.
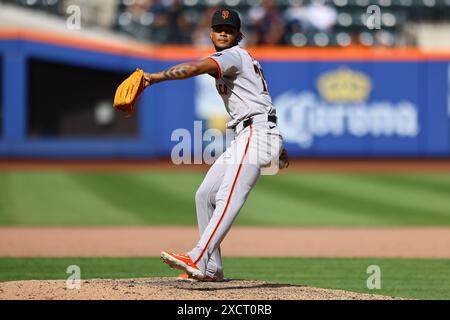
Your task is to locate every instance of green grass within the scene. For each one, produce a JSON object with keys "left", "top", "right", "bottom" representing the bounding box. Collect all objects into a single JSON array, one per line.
[
  {"left": 1, "top": 172, "right": 450, "bottom": 226},
  {"left": 1, "top": 257, "right": 449, "bottom": 299}
]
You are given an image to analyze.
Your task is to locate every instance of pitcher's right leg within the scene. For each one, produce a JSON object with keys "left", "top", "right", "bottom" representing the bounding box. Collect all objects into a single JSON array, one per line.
[{"left": 194, "top": 158, "right": 228, "bottom": 279}]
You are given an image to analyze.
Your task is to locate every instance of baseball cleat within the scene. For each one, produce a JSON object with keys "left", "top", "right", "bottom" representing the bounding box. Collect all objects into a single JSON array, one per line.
[
  {"left": 161, "top": 251, "right": 205, "bottom": 280},
  {"left": 176, "top": 273, "right": 194, "bottom": 282},
  {"left": 176, "top": 272, "right": 225, "bottom": 282}
]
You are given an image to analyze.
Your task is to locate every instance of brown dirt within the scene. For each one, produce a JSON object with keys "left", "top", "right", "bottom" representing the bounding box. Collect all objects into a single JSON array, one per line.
[
  {"left": 1, "top": 227, "right": 449, "bottom": 258},
  {"left": 0, "top": 278, "right": 401, "bottom": 300}
]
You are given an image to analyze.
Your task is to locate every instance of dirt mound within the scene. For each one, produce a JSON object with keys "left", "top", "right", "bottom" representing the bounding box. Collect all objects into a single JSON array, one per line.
[{"left": 0, "top": 278, "right": 400, "bottom": 300}]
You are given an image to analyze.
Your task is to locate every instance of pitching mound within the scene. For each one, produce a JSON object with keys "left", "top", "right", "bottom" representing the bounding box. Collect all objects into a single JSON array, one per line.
[{"left": 0, "top": 278, "right": 400, "bottom": 300}]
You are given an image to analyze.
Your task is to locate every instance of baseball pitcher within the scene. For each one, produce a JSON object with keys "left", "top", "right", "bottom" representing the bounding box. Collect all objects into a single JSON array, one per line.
[{"left": 117, "top": 8, "right": 289, "bottom": 281}]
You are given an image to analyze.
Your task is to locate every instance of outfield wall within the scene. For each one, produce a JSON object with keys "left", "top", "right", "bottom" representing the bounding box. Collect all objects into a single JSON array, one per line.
[{"left": 1, "top": 29, "right": 450, "bottom": 158}]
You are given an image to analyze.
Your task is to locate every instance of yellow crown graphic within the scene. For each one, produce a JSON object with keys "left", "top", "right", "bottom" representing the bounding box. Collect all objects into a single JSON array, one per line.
[{"left": 317, "top": 68, "right": 372, "bottom": 103}]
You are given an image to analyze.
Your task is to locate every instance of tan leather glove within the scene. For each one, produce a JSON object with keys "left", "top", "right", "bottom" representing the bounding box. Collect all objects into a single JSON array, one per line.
[{"left": 113, "top": 68, "right": 145, "bottom": 116}]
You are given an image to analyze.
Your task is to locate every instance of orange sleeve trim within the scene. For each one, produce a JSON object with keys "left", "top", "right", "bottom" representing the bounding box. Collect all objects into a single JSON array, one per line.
[{"left": 207, "top": 57, "right": 222, "bottom": 79}]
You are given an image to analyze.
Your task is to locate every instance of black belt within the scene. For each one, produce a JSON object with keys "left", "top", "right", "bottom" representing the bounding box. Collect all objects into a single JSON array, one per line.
[{"left": 242, "top": 115, "right": 277, "bottom": 129}]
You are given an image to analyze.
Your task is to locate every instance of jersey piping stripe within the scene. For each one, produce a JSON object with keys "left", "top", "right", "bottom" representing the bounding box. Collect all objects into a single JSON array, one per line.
[
  {"left": 207, "top": 57, "right": 222, "bottom": 79},
  {"left": 194, "top": 125, "right": 253, "bottom": 264}
]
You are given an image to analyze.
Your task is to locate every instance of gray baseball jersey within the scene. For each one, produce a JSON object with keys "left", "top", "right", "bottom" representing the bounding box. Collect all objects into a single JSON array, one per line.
[{"left": 208, "top": 45, "right": 276, "bottom": 128}]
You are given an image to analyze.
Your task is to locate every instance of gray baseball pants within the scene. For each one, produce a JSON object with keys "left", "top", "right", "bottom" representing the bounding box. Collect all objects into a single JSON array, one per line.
[{"left": 188, "top": 120, "right": 283, "bottom": 278}]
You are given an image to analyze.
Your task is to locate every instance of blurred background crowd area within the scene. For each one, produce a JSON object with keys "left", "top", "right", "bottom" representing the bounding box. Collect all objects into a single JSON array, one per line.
[{"left": 1, "top": 0, "right": 450, "bottom": 48}]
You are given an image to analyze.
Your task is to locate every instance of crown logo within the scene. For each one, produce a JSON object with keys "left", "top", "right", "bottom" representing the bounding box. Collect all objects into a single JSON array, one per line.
[
  {"left": 317, "top": 68, "right": 372, "bottom": 103},
  {"left": 222, "top": 10, "right": 230, "bottom": 19}
]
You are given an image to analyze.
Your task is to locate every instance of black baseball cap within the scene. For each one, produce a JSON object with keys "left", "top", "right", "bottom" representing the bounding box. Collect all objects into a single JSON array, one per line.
[{"left": 211, "top": 9, "right": 241, "bottom": 32}]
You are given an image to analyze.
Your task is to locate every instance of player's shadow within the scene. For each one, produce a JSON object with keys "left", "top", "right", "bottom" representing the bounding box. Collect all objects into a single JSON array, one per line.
[{"left": 175, "top": 279, "right": 306, "bottom": 292}]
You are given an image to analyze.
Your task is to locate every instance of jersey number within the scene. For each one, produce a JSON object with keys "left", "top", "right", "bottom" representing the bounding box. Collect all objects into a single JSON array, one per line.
[
  {"left": 253, "top": 64, "right": 269, "bottom": 94},
  {"left": 216, "top": 84, "right": 228, "bottom": 95}
]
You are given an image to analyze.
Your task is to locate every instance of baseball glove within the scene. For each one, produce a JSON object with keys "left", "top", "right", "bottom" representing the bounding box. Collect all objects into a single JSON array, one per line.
[{"left": 113, "top": 68, "right": 145, "bottom": 116}]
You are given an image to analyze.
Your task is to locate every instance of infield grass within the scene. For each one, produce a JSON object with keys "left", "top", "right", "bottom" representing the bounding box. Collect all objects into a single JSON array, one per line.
[
  {"left": 1, "top": 172, "right": 450, "bottom": 226},
  {"left": 0, "top": 257, "right": 449, "bottom": 300}
]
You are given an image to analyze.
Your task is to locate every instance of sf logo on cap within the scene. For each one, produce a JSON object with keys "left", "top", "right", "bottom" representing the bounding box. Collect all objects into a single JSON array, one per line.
[{"left": 222, "top": 10, "right": 230, "bottom": 19}]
